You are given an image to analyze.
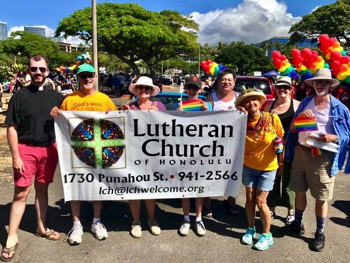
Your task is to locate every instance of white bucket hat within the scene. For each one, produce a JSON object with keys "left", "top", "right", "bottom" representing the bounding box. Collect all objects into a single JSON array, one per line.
[
  {"left": 128, "top": 76, "right": 160, "bottom": 97},
  {"left": 305, "top": 68, "right": 340, "bottom": 87},
  {"left": 274, "top": 76, "right": 294, "bottom": 89}
]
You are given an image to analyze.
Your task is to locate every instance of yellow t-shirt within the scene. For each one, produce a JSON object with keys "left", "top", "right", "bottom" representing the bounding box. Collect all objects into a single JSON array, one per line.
[
  {"left": 244, "top": 112, "right": 284, "bottom": 171},
  {"left": 60, "top": 91, "right": 117, "bottom": 111}
]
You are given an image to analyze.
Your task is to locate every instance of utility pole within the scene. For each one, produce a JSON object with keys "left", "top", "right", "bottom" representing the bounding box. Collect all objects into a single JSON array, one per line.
[
  {"left": 198, "top": 45, "right": 201, "bottom": 75},
  {"left": 92, "top": 0, "right": 98, "bottom": 90}
]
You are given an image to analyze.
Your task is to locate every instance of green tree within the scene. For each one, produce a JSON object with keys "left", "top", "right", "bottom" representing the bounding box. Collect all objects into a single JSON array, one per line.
[
  {"left": 56, "top": 3, "right": 199, "bottom": 77},
  {"left": 216, "top": 42, "right": 273, "bottom": 75},
  {"left": 0, "top": 31, "right": 73, "bottom": 67},
  {"left": 288, "top": 0, "right": 350, "bottom": 47}
]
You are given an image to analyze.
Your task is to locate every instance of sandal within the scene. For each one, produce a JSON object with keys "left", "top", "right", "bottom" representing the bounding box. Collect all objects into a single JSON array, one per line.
[
  {"left": 0, "top": 243, "right": 19, "bottom": 262},
  {"left": 223, "top": 200, "right": 239, "bottom": 216},
  {"left": 35, "top": 229, "right": 61, "bottom": 241},
  {"left": 203, "top": 207, "right": 213, "bottom": 218}
]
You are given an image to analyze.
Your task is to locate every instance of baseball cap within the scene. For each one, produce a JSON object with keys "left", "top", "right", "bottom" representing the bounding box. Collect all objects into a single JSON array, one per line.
[
  {"left": 185, "top": 76, "right": 201, "bottom": 89},
  {"left": 77, "top": 64, "right": 95, "bottom": 75}
]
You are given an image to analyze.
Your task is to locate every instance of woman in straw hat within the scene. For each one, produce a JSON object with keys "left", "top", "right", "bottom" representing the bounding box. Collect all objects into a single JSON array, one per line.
[
  {"left": 264, "top": 76, "right": 300, "bottom": 225},
  {"left": 236, "top": 87, "right": 284, "bottom": 251},
  {"left": 120, "top": 76, "right": 165, "bottom": 238}
]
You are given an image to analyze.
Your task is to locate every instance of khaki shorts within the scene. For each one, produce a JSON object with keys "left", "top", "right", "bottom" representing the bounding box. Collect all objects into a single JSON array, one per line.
[{"left": 290, "top": 145, "right": 335, "bottom": 200}]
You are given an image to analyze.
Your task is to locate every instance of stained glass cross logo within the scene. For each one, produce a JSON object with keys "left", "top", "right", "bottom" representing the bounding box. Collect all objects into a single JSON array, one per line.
[{"left": 71, "top": 118, "right": 125, "bottom": 168}]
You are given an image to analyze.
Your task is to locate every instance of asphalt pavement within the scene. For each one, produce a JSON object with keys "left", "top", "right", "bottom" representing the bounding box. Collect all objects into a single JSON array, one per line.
[{"left": 0, "top": 89, "right": 350, "bottom": 263}]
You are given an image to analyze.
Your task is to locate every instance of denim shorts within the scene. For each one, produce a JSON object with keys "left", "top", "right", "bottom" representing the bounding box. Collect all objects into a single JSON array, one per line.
[{"left": 242, "top": 165, "right": 276, "bottom": 191}]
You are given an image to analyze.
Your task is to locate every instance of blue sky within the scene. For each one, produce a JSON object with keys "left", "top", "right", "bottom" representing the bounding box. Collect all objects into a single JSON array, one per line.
[{"left": 0, "top": 0, "right": 337, "bottom": 45}]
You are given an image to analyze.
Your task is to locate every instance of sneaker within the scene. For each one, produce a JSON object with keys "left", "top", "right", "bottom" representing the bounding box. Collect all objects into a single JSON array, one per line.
[
  {"left": 179, "top": 221, "right": 191, "bottom": 236},
  {"left": 254, "top": 233, "right": 274, "bottom": 251},
  {"left": 130, "top": 221, "right": 142, "bottom": 238},
  {"left": 91, "top": 221, "right": 108, "bottom": 240},
  {"left": 195, "top": 221, "right": 206, "bottom": 236},
  {"left": 312, "top": 233, "right": 325, "bottom": 252},
  {"left": 67, "top": 226, "right": 83, "bottom": 245},
  {"left": 285, "top": 212, "right": 295, "bottom": 225},
  {"left": 270, "top": 211, "right": 277, "bottom": 218},
  {"left": 148, "top": 219, "right": 161, "bottom": 236},
  {"left": 241, "top": 227, "right": 256, "bottom": 245}
]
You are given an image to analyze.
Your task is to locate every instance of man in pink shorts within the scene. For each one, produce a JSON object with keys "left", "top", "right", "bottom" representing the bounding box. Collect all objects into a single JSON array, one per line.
[{"left": 1, "top": 56, "right": 64, "bottom": 262}]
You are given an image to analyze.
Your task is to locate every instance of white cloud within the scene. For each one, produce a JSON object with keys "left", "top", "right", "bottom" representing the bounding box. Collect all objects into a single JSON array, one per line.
[
  {"left": 190, "top": 0, "right": 301, "bottom": 45},
  {"left": 65, "top": 36, "right": 85, "bottom": 46}
]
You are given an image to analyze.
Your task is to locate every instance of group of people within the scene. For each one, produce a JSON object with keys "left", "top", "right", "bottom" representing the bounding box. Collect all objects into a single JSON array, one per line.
[{"left": 1, "top": 55, "right": 350, "bottom": 261}]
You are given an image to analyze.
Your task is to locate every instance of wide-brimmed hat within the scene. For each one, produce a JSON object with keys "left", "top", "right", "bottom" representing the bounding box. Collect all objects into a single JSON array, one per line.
[
  {"left": 235, "top": 87, "right": 266, "bottom": 108},
  {"left": 129, "top": 76, "right": 160, "bottom": 97},
  {"left": 274, "top": 76, "right": 294, "bottom": 89},
  {"left": 76, "top": 64, "right": 95, "bottom": 75},
  {"left": 304, "top": 68, "right": 340, "bottom": 87},
  {"left": 185, "top": 76, "right": 202, "bottom": 89}
]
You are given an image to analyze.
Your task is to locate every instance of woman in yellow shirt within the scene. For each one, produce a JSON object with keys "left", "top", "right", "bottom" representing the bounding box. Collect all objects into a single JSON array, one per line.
[{"left": 235, "top": 88, "right": 284, "bottom": 251}]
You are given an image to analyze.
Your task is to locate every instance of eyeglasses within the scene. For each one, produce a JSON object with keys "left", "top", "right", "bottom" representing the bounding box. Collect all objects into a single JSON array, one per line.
[
  {"left": 185, "top": 85, "right": 200, "bottom": 91},
  {"left": 79, "top": 73, "right": 95, "bottom": 79},
  {"left": 136, "top": 85, "right": 152, "bottom": 91},
  {"left": 312, "top": 80, "right": 331, "bottom": 86},
  {"left": 275, "top": 85, "right": 292, "bottom": 90},
  {"left": 30, "top": 67, "right": 47, "bottom": 73}
]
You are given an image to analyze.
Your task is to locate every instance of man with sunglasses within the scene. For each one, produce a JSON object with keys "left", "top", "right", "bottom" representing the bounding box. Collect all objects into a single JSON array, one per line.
[
  {"left": 285, "top": 68, "right": 350, "bottom": 252},
  {"left": 2, "top": 56, "right": 64, "bottom": 262},
  {"left": 50, "top": 63, "right": 117, "bottom": 246}
]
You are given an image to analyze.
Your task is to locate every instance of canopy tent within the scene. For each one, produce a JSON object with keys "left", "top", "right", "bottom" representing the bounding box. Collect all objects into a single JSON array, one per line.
[{"left": 263, "top": 71, "right": 280, "bottom": 76}]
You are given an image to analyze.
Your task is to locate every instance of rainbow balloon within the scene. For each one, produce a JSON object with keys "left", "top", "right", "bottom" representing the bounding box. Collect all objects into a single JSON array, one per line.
[
  {"left": 200, "top": 60, "right": 227, "bottom": 76},
  {"left": 182, "top": 99, "right": 203, "bottom": 111},
  {"left": 294, "top": 116, "right": 318, "bottom": 132}
]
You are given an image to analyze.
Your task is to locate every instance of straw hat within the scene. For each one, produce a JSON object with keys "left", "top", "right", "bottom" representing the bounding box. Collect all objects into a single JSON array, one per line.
[
  {"left": 304, "top": 68, "right": 340, "bottom": 87},
  {"left": 274, "top": 76, "right": 294, "bottom": 88},
  {"left": 128, "top": 76, "right": 160, "bottom": 97},
  {"left": 235, "top": 87, "right": 266, "bottom": 107}
]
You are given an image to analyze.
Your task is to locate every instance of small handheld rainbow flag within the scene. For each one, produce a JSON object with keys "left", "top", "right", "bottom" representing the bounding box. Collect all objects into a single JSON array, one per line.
[
  {"left": 182, "top": 99, "right": 203, "bottom": 111},
  {"left": 294, "top": 116, "right": 318, "bottom": 132}
]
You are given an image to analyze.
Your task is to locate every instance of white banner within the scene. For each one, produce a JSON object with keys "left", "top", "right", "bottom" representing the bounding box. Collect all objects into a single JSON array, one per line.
[{"left": 54, "top": 110, "right": 247, "bottom": 201}]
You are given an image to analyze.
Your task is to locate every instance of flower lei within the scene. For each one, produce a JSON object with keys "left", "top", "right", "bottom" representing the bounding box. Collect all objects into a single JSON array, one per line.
[{"left": 247, "top": 113, "right": 274, "bottom": 141}]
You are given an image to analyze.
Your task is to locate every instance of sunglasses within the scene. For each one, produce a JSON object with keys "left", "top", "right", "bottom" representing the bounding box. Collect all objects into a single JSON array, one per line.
[
  {"left": 30, "top": 67, "right": 47, "bottom": 73},
  {"left": 312, "top": 80, "right": 331, "bottom": 86},
  {"left": 79, "top": 73, "right": 95, "bottom": 79},
  {"left": 136, "top": 85, "right": 152, "bottom": 91},
  {"left": 275, "top": 85, "right": 292, "bottom": 90},
  {"left": 185, "top": 85, "right": 200, "bottom": 91}
]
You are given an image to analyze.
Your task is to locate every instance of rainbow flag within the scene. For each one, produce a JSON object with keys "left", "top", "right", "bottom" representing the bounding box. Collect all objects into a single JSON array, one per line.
[
  {"left": 182, "top": 99, "right": 203, "bottom": 111},
  {"left": 294, "top": 116, "right": 318, "bottom": 132}
]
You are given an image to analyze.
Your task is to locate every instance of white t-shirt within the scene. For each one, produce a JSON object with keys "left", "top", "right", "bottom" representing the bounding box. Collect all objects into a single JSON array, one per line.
[
  {"left": 212, "top": 91, "right": 239, "bottom": 111},
  {"left": 298, "top": 98, "right": 335, "bottom": 145}
]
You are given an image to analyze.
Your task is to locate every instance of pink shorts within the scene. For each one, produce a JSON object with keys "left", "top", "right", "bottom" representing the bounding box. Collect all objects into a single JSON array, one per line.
[{"left": 14, "top": 143, "right": 58, "bottom": 187}]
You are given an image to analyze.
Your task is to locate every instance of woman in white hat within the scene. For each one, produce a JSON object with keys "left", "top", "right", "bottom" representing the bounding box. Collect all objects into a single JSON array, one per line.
[
  {"left": 236, "top": 88, "right": 284, "bottom": 251},
  {"left": 264, "top": 76, "right": 300, "bottom": 225},
  {"left": 120, "top": 76, "right": 165, "bottom": 110},
  {"left": 120, "top": 76, "right": 165, "bottom": 238}
]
